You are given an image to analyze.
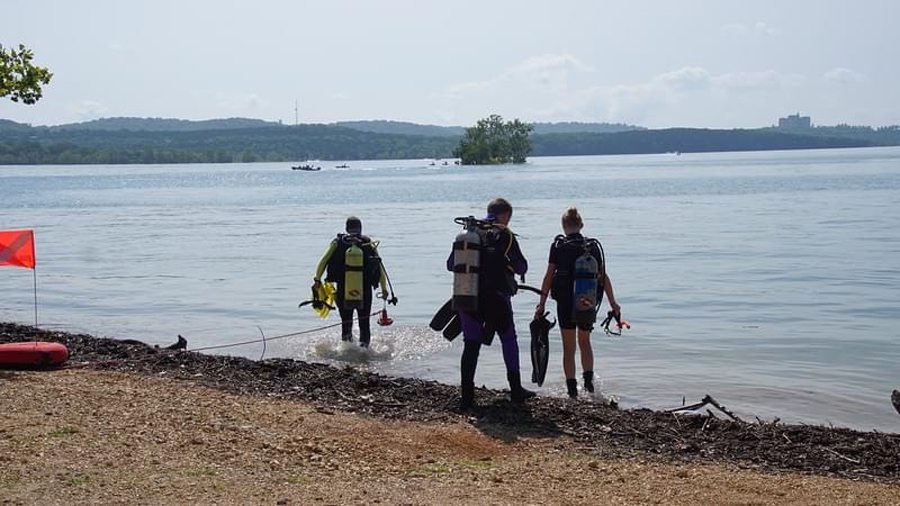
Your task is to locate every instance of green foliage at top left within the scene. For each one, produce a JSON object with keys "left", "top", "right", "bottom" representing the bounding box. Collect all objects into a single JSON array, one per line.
[{"left": 0, "top": 44, "right": 53, "bottom": 104}]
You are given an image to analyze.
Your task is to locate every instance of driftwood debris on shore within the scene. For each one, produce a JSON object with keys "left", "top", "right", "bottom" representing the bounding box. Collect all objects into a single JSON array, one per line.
[
  {"left": 2, "top": 322, "right": 899, "bottom": 483},
  {"left": 666, "top": 394, "right": 744, "bottom": 423}
]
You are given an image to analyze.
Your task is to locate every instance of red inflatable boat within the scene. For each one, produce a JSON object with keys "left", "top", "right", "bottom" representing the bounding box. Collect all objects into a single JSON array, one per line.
[{"left": 0, "top": 341, "right": 69, "bottom": 368}]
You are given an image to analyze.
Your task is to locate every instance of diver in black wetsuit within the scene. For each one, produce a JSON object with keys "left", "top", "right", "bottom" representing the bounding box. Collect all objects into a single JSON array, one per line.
[{"left": 534, "top": 207, "right": 621, "bottom": 398}]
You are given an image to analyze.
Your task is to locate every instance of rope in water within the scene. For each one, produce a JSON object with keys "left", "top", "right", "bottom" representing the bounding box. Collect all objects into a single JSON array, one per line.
[
  {"left": 188, "top": 310, "right": 381, "bottom": 353},
  {"left": 50, "top": 311, "right": 382, "bottom": 369}
]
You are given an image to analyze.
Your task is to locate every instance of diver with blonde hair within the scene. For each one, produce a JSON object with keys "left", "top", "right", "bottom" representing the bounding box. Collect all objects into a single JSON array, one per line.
[{"left": 534, "top": 207, "right": 621, "bottom": 398}]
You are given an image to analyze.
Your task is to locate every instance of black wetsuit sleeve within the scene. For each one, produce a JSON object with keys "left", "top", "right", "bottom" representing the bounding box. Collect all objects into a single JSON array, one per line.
[
  {"left": 507, "top": 233, "right": 527, "bottom": 276},
  {"left": 548, "top": 240, "right": 559, "bottom": 265}
]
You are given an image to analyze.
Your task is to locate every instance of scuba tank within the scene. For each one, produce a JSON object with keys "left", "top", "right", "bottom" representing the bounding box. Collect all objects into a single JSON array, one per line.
[
  {"left": 452, "top": 217, "right": 482, "bottom": 312},
  {"left": 572, "top": 243, "right": 600, "bottom": 325},
  {"left": 343, "top": 239, "right": 365, "bottom": 308}
]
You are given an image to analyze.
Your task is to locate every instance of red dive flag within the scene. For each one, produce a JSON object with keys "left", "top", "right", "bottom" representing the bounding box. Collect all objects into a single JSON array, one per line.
[{"left": 0, "top": 229, "right": 36, "bottom": 269}]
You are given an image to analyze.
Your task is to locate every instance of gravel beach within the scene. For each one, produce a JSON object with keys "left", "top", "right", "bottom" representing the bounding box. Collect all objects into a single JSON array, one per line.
[{"left": 2, "top": 322, "right": 899, "bottom": 504}]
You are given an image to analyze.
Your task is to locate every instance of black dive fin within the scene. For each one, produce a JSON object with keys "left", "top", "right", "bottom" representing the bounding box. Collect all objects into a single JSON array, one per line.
[
  {"left": 529, "top": 314, "right": 554, "bottom": 386},
  {"left": 429, "top": 299, "right": 455, "bottom": 332},
  {"left": 442, "top": 314, "right": 462, "bottom": 342},
  {"left": 167, "top": 335, "right": 188, "bottom": 350}
]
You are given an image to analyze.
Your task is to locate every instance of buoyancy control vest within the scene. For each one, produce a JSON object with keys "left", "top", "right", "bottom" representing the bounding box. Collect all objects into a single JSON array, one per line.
[
  {"left": 326, "top": 234, "right": 381, "bottom": 307},
  {"left": 551, "top": 234, "right": 605, "bottom": 324},
  {"left": 481, "top": 226, "right": 518, "bottom": 296}
]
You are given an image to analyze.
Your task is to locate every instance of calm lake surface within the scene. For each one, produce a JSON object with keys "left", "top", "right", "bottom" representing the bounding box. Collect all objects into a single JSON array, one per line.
[{"left": 2, "top": 148, "right": 899, "bottom": 432}]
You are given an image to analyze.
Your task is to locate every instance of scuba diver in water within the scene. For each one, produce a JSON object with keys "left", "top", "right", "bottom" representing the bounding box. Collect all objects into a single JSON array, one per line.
[
  {"left": 534, "top": 207, "right": 621, "bottom": 398},
  {"left": 313, "top": 216, "right": 388, "bottom": 348},
  {"left": 448, "top": 198, "right": 535, "bottom": 409}
]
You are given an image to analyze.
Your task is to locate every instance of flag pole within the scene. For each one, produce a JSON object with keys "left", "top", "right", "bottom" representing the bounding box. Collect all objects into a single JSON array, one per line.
[{"left": 33, "top": 267, "right": 38, "bottom": 326}]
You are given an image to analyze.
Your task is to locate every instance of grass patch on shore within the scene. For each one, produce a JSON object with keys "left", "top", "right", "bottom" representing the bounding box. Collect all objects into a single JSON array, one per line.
[
  {"left": 184, "top": 466, "right": 218, "bottom": 478},
  {"left": 64, "top": 474, "right": 90, "bottom": 487},
  {"left": 284, "top": 475, "right": 308, "bottom": 485},
  {"left": 0, "top": 475, "right": 22, "bottom": 489},
  {"left": 455, "top": 458, "right": 496, "bottom": 471},
  {"left": 48, "top": 426, "right": 79, "bottom": 437},
  {"left": 408, "top": 458, "right": 496, "bottom": 477}
]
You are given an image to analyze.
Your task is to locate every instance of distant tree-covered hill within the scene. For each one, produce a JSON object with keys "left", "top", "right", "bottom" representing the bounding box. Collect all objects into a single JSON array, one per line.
[
  {"left": 765, "top": 124, "right": 900, "bottom": 145},
  {"left": 334, "top": 120, "right": 643, "bottom": 136},
  {"left": 1, "top": 116, "right": 898, "bottom": 165},
  {"left": 47, "top": 116, "right": 283, "bottom": 132},
  {"left": 335, "top": 120, "right": 464, "bottom": 137},
  {"left": 0, "top": 119, "right": 32, "bottom": 132},
  {"left": 0, "top": 123, "right": 458, "bottom": 164},
  {"left": 530, "top": 128, "right": 879, "bottom": 156},
  {"left": 532, "top": 122, "right": 644, "bottom": 134}
]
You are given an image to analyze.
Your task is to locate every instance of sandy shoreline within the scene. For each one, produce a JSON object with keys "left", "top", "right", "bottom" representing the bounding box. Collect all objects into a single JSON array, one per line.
[
  {"left": 0, "top": 369, "right": 897, "bottom": 505},
  {"left": 2, "top": 322, "right": 899, "bottom": 504}
]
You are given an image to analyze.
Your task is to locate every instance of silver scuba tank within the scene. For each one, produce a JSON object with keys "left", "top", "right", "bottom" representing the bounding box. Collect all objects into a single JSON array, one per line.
[
  {"left": 572, "top": 246, "right": 599, "bottom": 324},
  {"left": 452, "top": 217, "right": 481, "bottom": 312}
]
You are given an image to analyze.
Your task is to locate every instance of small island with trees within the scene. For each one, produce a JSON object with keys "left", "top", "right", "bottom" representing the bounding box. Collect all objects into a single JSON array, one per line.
[{"left": 453, "top": 114, "right": 533, "bottom": 165}]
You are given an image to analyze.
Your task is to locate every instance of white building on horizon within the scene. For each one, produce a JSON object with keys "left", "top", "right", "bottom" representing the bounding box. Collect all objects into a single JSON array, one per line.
[{"left": 778, "top": 113, "right": 812, "bottom": 130}]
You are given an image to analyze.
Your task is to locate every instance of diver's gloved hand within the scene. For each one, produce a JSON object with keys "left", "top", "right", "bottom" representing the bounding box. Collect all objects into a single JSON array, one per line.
[
  {"left": 378, "top": 290, "right": 389, "bottom": 300},
  {"left": 312, "top": 278, "right": 322, "bottom": 289}
]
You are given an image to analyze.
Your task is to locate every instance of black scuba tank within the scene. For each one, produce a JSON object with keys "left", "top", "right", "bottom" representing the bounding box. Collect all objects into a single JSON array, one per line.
[{"left": 452, "top": 217, "right": 481, "bottom": 312}]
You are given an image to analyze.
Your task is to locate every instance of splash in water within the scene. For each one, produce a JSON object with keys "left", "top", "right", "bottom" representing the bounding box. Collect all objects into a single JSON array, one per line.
[
  {"left": 305, "top": 325, "right": 451, "bottom": 366},
  {"left": 311, "top": 339, "right": 394, "bottom": 363}
]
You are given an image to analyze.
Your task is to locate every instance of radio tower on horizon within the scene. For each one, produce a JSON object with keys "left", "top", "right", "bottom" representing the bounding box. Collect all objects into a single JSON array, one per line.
[{"left": 294, "top": 100, "right": 299, "bottom": 126}]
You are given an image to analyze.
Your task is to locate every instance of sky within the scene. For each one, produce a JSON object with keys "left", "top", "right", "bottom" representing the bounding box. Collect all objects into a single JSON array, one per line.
[{"left": 2, "top": 0, "right": 899, "bottom": 129}]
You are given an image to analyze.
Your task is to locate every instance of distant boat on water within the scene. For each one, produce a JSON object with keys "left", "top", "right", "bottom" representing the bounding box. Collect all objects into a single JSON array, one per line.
[
  {"left": 335, "top": 164, "right": 350, "bottom": 169},
  {"left": 291, "top": 164, "right": 321, "bottom": 171}
]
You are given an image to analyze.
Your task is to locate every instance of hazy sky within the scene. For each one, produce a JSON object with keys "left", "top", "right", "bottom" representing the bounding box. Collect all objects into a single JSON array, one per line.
[{"left": 2, "top": 0, "right": 898, "bottom": 128}]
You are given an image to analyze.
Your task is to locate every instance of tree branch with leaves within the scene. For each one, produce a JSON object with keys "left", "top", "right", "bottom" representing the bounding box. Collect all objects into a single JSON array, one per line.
[{"left": 1, "top": 44, "right": 53, "bottom": 104}]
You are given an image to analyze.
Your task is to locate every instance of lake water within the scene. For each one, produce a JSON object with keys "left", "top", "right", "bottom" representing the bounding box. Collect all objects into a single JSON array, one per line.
[{"left": 2, "top": 148, "right": 899, "bottom": 432}]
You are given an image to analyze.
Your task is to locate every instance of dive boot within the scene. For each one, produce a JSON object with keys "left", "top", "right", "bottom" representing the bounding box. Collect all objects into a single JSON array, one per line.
[
  {"left": 566, "top": 378, "right": 578, "bottom": 398},
  {"left": 583, "top": 370, "right": 595, "bottom": 394},
  {"left": 460, "top": 341, "right": 480, "bottom": 410},
  {"left": 341, "top": 320, "right": 353, "bottom": 342},
  {"left": 508, "top": 371, "right": 536, "bottom": 403},
  {"left": 460, "top": 383, "right": 475, "bottom": 411}
]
